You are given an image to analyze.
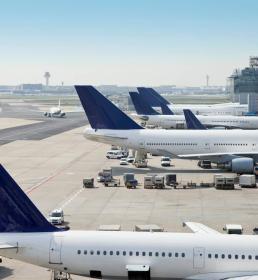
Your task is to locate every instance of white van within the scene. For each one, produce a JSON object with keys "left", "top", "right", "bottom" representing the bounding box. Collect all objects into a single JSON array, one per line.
[{"left": 106, "top": 150, "right": 124, "bottom": 159}]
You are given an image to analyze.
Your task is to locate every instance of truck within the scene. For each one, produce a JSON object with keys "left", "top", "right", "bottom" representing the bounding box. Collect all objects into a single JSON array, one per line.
[
  {"left": 83, "top": 177, "right": 94, "bottom": 188},
  {"left": 165, "top": 174, "right": 177, "bottom": 187},
  {"left": 97, "top": 168, "right": 113, "bottom": 183},
  {"left": 123, "top": 173, "right": 138, "bottom": 189},
  {"left": 48, "top": 209, "right": 64, "bottom": 225},
  {"left": 153, "top": 176, "right": 165, "bottom": 189},
  {"left": 134, "top": 159, "right": 147, "bottom": 168},
  {"left": 239, "top": 174, "right": 256, "bottom": 188}
]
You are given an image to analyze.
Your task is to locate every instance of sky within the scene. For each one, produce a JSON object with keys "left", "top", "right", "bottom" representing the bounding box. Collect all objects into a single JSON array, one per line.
[{"left": 1, "top": 0, "right": 258, "bottom": 86}]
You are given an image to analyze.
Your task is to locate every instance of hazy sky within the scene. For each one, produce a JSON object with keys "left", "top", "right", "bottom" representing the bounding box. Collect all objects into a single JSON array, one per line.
[{"left": 1, "top": 0, "right": 258, "bottom": 86}]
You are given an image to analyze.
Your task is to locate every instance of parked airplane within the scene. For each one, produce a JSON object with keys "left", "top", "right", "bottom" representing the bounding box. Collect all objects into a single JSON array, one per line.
[
  {"left": 2, "top": 164, "right": 258, "bottom": 279},
  {"left": 75, "top": 85, "right": 258, "bottom": 174},
  {"left": 44, "top": 99, "right": 66, "bottom": 118},
  {"left": 137, "top": 87, "right": 248, "bottom": 116},
  {"left": 130, "top": 92, "right": 258, "bottom": 130},
  {"left": 183, "top": 109, "right": 207, "bottom": 130}
]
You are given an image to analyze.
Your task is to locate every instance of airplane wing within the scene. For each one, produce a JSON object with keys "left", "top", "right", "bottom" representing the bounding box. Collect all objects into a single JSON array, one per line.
[
  {"left": 186, "top": 272, "right": 258, "bottom": 280},
  {"left": 0, "top": 244, "right": 18, "bottom": 250},
  {"left": 183, "top": 222, "right": 220, "bottom": 235},
  {"left": 177, "top": 152, "right": 258, "bottom": 160}
]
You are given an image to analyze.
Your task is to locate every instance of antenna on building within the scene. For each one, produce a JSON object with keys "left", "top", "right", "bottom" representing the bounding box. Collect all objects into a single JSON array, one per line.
[
  {"left": 206, "top": 75, "right": 209, "bottom": 87},
  {"left": 44, "top": 72, "right": 51, "bottom": 87}
]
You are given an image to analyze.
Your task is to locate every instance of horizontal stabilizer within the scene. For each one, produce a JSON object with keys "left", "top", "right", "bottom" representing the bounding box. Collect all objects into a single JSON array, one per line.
[
  {"left": 183, "top": 222, "right": 220, "bottom": 234},
  {"left": 129, "top": 92, "right": 159, "bottom": 115},
  {"left": 183, "top": 109, "right": 206, "bottom": 130},
  {"left": 75, "top": 86, "right": 143, "bottom": 130}
]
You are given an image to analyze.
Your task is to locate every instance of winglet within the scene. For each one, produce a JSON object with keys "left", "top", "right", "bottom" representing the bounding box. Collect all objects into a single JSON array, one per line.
[
  {"left": 183, "top": 109, "right": 206, "bottom": 130},
  {"left": 75, "top": 86, "right": 143, "bottom": 130},
  {"left": 129, "top": 92, "right": 159, "bottom": 115},
  {"left": 0, "top": 165, "right": 61, "bottom": 232}
]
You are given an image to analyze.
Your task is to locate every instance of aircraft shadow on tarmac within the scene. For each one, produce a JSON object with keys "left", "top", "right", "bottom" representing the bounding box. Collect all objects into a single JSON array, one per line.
[{"left": 0, "top": 266, "right": 13, "bottom": 279}]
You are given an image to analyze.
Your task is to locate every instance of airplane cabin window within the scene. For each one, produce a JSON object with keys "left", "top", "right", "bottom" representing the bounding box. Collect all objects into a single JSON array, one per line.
[
  {"left": 175, "top": 253, "right": 178, "bottom": 257},
  {"left": 228, "top": 254, "right": 231, "bottom": 259},
  {"left": 162, "top": 252, "right": 165, "bottom": 257},
  {"left": 142, "top": 252, "right": 146, "bottom": 256},
  {"left": 215, "top": 254, "right": 218, "bottom": 259},
  {"left": 97, "top": 250, "right": 100, "bottom": 255},
  {"left": 116, "top": 251, "right": 120, "bottom": 256},
  {"left": 123, "top": 251, "right": 126, "bottom": 256},
  {"left": 136, "top": 252, "right": 139, "bottom": 256},
  {"left": 221, "top": 254, "right": 225, "bottom": 259},
  {"left": 249, "top": 255, "right": 252, "bottom": 260},
  {"left": 182, "top": 253, "right": 185, "bottom": 258},
  {"left": 110, "top": 251, "right": 113, "bottom": 256},
  {"left": 168, "top": 253, "right": 172, "bottom": 257},
  {"left": 208, "top": 254, "right": 211, "bottom": 258},
  {"left": 235, "top": 255, "right": 238, "bottom": 259},
  {"left": 77, "top": 250, "right": 81, "bottom": 255},
  {"left": 129, "top": 251, "right": 133, "bottom": 256},
  {"left": 84, "top": 250, "right": 87, "bottom": 255},
  {"left": 149, "top": 252, "right": 152, "bottom": 257},
  {"left": 90, "top": 250, "right": 94, "bottom": 255},
  {"left": 255, "top": 256, "right": 258, "bottom": 260},
  {"left": 155, "top": 252, "right": 159, "bottom": 257},
  {"left": 103, "top": 251, "right": 107, "bottom": 255}
]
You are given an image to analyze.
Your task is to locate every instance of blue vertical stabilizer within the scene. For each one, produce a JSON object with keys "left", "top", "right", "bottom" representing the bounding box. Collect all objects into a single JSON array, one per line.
[
  {"left": 75, "top": 86, "right": 143, "bottom": 130},
  {"left": 129, "top": 92, "right": 159, "bottom": 115},
  {"left": 0, "top": 165, "right": 60, "bottom": 232},
  {"left": 183, "top": 109, "right": 206, "bottom": 130},
  {"left": 137, "top": 87, "right": 170, "bottom": 106},
  {"left": 160, "top": 103, "right": 174, "bottom": 115}
]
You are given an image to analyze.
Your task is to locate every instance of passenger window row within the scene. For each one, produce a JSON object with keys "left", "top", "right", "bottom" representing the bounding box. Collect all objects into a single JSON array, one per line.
[
  {"left": 214, "top": 143, "right": 248, "bottom": 146},
  {"left": 208, "top": 253, "right": 258, "bottom": 260},
  {"left": 146, "top": 143, "right": 197, "bottom": 146},
  {"left": 77, "top": 250, "right": 186, "bottom": 258}
]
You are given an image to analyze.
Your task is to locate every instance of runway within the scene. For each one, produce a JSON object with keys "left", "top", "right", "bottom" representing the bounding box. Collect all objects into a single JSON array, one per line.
[{"left": 0, "top": 102, "right": 87, "bottom": 144}]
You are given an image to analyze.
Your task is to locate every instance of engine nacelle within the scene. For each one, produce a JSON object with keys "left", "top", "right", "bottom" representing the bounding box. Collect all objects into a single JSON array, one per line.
[{"left": 231, "top": 158, "right": 254, "bottom": 174}]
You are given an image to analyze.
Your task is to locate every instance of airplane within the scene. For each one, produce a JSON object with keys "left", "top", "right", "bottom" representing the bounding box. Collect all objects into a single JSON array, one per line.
[
  {"left": 137, "top": 87, "right": 248, "bottom": 116},
  {"left": 75, "top": 85, "right": 258, "bottom": 174},
  {"left": 183, "top": 109, "right": 207, "bottom": 130},
  {"left": 2, "top": 164, "right": 258, "bottom": 279},
  {"left": 44, "top": 99, "right": 66, "bottom": 118},
  {"left": 130, "top": 92, "right": 258, "bottom": 130}
]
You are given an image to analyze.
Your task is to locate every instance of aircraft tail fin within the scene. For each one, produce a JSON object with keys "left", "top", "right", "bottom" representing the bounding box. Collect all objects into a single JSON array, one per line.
[
  {"left": 0, "top": 165, "right": 61, "bottom": 233},
  {"left": 137, "top": 87, "right": 170, "bottom": 106},
  {"left": 129, "top": 92, "right": 159, "bottom": 115},
  {"left": 183, "top": 109, "right": 206, "bottom": 130},
  {"left": 160, "top": 103, "right": 174, "bottom": 115},
  {"left": 75, "top": 86, "right": 143, "bottom": 130}
]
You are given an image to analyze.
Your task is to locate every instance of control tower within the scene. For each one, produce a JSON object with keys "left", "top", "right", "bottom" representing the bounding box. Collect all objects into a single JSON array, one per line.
[
  {"left": 44, "top": 72, "right": 50, "bottom": 87},
  {"left": 229, "top": 57, "right": 258, "bottom": 113}
]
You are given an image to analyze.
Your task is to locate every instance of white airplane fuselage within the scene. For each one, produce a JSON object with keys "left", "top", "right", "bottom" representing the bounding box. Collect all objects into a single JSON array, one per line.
[
  {"left": 84, "top": 128, "right": 258, "bottom": 159},
  {"left": 143, "top": 115, "right": 258, "bottom": 129},
  {"left": 2, "top": 230, "right": 258, "bottom": 279},
  {"left": 165, "top": 104, "right": 248, "bottom": 116}
]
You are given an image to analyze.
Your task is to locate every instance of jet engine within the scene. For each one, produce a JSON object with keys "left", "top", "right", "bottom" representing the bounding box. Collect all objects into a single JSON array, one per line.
[{"left": 231, "top": 158, "right": 254, "bottom": 174}]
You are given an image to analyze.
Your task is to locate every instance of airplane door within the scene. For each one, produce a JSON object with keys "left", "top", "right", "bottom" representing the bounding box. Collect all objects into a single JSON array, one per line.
[
  {"left": 49, "top": 236, "right": 63, "bottom": 264},
  {"left": 193, "top": 247, "right": 205, "bottom": 269}
]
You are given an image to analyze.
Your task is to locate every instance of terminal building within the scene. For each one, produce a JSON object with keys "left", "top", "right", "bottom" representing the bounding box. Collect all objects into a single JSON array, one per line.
[{"left": 229, "top": 56, "right": 258, "bottom": 113}]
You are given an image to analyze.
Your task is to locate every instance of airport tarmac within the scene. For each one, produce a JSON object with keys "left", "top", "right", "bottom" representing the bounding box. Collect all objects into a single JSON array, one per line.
[{"left": 1, "top": 121, "right": 258, "bottom": 279}]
